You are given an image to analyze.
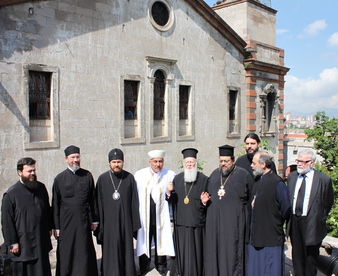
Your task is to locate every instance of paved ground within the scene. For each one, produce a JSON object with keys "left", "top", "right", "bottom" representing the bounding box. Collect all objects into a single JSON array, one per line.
[{"left": 49, "top": 236, "right": 338, "bottom": 276}]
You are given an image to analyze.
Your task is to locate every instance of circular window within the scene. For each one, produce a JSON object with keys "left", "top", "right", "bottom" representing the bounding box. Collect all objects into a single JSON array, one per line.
[
  {"left": 148, "top": 0, "right": 174, "bottom": 32},
  {"left": 151, "top": 2, "right": 169, "bottom": 26}
]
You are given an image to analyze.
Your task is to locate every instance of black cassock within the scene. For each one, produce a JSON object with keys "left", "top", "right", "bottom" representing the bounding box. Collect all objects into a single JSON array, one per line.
[
  {"left": 170, "top": 172, "right": 209, "bottom": 276},
  {"left": 95, "top": 170, "right": 141, "bottom": 276},
  {"left": 1, "top": 181, "right": 52, "bottom": 276},
  {"left": 204, "top": 166, "right": 253, "bottom": 276},
  {"left": 52, "top": 168, "right": 98, "bottom": 276}
]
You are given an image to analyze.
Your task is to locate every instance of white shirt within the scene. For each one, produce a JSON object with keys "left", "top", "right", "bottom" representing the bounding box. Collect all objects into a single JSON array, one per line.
[{"left": 293, "top": 169, "right": 314, "bottom": 216}]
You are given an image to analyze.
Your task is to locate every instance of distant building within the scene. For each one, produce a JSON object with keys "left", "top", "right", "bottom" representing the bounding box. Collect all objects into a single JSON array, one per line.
[{"left": 283, "top": 130, "right": 323, "bottom": 179}]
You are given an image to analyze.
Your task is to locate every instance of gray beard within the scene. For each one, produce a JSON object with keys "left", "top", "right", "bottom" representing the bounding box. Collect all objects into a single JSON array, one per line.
[
  {"left": 221, "top": 169, "right": 230, "bottom": 177},
  {"left": 253, "top": 167, "right": 264, "bottom": 177},
  {"left": 184, "top": 166, "right": 198, "bottom": 182},
  {"left": 220, "top": 164, "right": 235, "bottom": 177},
  {"left": 297, "top": 166, "right": 310, "bottom": 175},
  {"left": 69, "top": 165, "right": 80, "bottom": 172}
]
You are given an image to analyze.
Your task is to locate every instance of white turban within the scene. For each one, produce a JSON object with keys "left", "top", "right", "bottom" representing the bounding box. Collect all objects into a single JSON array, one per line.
[{"left": 148, "top": 150, "right": 165, "bottom": 159}]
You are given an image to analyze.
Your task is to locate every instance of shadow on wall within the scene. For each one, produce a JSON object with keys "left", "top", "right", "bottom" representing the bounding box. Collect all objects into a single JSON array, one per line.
[{"left": 0, "top": 83, "right": 29, "bottom": 131}]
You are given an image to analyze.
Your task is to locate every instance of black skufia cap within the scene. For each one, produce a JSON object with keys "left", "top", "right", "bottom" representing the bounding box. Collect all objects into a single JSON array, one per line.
[
  {"left": 218, "top": 145, "right": 234, "bottom": 157},
  {"left": 64, "top": 145, "right": 80, "bottom": 157},
  {"left": 181, "top": 148, "right": 198, "bottom": 159},
  {"left": 108, "top": 148, "right": 124, "bottom": 162}
]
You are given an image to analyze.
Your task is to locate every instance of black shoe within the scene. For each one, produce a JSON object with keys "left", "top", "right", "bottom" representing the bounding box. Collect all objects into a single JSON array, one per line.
[{"left": 158, "top": 269, "right": 168, "bottom": 276}]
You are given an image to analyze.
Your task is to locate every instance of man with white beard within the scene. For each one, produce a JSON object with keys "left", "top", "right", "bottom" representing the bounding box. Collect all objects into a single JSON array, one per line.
[
  {"left": 169, "top": 148, "right": 209, "bottom": 276},
  {"left": 287, "top": 149, "right": 333, "bottom": 276}
]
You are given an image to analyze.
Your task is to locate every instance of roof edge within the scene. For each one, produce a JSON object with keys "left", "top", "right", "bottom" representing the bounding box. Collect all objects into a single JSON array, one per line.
[{"left": 184, "top": 0, "right": 247, "bottom": 56}]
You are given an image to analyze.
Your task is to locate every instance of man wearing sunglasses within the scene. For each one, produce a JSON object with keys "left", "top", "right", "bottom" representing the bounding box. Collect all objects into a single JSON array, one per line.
[{"left": 287, "top": 149, "right": 333, "bottom": 276}]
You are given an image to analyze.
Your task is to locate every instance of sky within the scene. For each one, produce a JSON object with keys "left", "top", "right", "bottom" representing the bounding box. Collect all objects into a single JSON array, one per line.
[{"left": 204, "top": 0, "right": 338, "bottom": 117}]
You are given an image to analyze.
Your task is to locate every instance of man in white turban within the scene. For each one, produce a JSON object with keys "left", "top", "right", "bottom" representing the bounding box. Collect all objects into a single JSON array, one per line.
[{"left": 135, "top": 150, "right": 175, "bottom": 276}]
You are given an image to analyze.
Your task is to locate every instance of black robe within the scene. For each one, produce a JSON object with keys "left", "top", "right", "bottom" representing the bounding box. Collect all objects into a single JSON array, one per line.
[
  {"left": 204, "top": 166, "right": 253, "bottom": 276},
  {"left": 52, "top": 168, "right": 98, "bottom": 276},
  {"left": 170, "top": 172, "right": 208, "bottom": 276},
  {"left": 1, "top": 181, "right": 52, "bottom": 276},
  {"left": 95, "top": 170, "right": 141, "bottom": 276}
]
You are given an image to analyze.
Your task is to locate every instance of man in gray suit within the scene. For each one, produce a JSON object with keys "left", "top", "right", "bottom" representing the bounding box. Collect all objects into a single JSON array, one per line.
[{"left": 287, "top": 149, "right": 333, "bottom": 276}]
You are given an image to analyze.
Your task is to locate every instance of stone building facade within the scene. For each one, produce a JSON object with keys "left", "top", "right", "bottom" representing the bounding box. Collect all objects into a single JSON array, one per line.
[{"left": 0, "top": 0, "right": 288, "bottom": 196}]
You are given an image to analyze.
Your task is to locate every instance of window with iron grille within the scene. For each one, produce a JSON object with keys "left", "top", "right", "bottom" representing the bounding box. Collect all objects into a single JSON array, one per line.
[
  {"left": 153, "top": 70, "right": 165, "bottom": 120},
  {"left": 124, "top": 80, "right": 139, "bottom": 120},
  {"left": 229, "top": 90, "right": 238, "bottom": 121},
  {"left": 29, "top": 71, "right": 51, "bottom": 119},
  {"left": 179, "top": 85, "right": 189, "bottom": 120}
]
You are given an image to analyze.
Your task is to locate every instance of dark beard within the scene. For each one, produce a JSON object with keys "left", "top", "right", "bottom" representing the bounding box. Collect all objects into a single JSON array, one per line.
[
  {"left": 220, "top": 164, "right": 235, "bottom": 177},
  {"left": 22, "top": 176, "right": 39, "bottom": 190}
]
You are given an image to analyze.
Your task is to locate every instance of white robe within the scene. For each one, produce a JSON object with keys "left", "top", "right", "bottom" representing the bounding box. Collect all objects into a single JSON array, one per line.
[{"left": 135, "top": 167, "right": 175, "bottom": 258}]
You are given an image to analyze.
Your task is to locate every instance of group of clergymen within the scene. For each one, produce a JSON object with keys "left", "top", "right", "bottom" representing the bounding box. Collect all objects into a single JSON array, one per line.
[{"left": 1, "top": 132, "right": 334, "bottom": 276}]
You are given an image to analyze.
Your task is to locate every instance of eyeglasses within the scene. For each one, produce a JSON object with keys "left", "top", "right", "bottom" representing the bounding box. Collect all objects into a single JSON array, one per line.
[{"left": 295, "top": 159, "right": 312, "bottom": 165}]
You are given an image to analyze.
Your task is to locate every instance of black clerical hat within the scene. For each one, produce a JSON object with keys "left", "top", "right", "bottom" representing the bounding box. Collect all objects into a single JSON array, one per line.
[
  {"left": 181, "top": 148, "right": 198, "bottom": 159},
  {"left": 218, "top": 145, "right": 234, "bottom": 157},
  {"left": 108, "top": 148, "right": 124, "bottom": 162},
  {"left": 64, "top": 145, "right": 80, "bottom": 157}
]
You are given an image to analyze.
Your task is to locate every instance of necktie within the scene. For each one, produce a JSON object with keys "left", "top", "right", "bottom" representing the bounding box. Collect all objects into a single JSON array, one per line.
[{"left": 295, "top": 175, "right": 306, "bottom": 217}]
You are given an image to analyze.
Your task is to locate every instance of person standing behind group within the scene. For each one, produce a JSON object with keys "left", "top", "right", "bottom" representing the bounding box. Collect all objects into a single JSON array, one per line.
[
  {"left": 246, "top": 152, "right": 291, "bottom": 276},
  {"left": 287, "top": 149, "right": 333, "bottom": 276},
  {"left": 95, "top": 148, "right": 141, "bottom": 276},
  {"left": 170, "top": 148, "right": 209, "bottom": 276},
  {"left": 135, "top": 150, "right": 175, "bottom": 276},
  {"left": 236, "top": 133, "right": 277, "bottom": 180},
  {"left": 52, "top": 145, "right": 98, "bottom": 276},
  {"left": 204, "top": 145, "right": 253, "bottom": 276},
  {"left": 1, "top": 157, "right": 52, "bottom": 276}
]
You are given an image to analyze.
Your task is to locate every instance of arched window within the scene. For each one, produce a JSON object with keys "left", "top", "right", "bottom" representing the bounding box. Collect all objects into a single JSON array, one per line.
[
  {"left": 260, "top": 84, "right": 277, "bottom": 135},
  {"left": 153, "top": 70, "right": 165, "bottom": 120}
]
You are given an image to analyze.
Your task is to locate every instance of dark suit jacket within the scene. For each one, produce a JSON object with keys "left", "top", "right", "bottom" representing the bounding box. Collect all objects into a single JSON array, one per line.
[{"left": 287, "top": 170, "right": 334, "bottom": 245}]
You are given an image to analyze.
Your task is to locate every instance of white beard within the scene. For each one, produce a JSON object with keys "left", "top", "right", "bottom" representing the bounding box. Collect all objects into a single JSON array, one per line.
[
  {"left": 184, "top": 166, "right": 198, "bottom": 182},
  {"left": 297, "top": 166, "right": 310, "bottom": 175}
]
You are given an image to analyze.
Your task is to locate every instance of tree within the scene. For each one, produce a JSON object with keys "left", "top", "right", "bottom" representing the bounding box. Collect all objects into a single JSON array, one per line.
[
  {"left": 305, "top": 111, "right": 338, "bottom": 236},
  {"left": 304, "top": 111, "right": 338, "bottom": 171}
]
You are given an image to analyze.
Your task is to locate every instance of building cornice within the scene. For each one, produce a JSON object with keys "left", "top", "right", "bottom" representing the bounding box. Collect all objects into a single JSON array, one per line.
[
  {"left": 0, "top": 0, "right": 42, "bottom": 7},
  {"left": 212, "top": 0, "right": 277, "bottom": 14}
]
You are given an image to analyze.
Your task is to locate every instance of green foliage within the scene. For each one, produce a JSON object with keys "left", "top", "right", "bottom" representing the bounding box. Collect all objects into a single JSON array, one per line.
[
  {"left": 260, "top": 140, "right": 274, "bottom": 152},
  {"left": 178, "top": 160, "right": 207, "bottom": 172},
  {"left": 304, "top": 111, "right": 338, "bottom": 170},
  {"left": 304, "top": 112, "right": 338, "bottom": 236},
  {"left": 315, "top": 165, "right": 338, "bottom": 236}
]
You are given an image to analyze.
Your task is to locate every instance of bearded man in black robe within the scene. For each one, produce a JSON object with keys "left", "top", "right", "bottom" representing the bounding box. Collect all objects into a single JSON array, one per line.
[
  {"left": 1, "top": 157, "right": 52, "bottom": 276},
  {"left": 170, "top": 148, "right": 209, "bottom": 276},
  {"left": 95, "top": 148, "right": 141, "bottom": 276},
  {"left": 52, "top": 145, "right": 98, "bottom": 276},
  {"left": 204, "top": 145, "right": 253, "bottom": 276},
  {"left": 236, "top": 133, "right": 277, "bottom": 181}
]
